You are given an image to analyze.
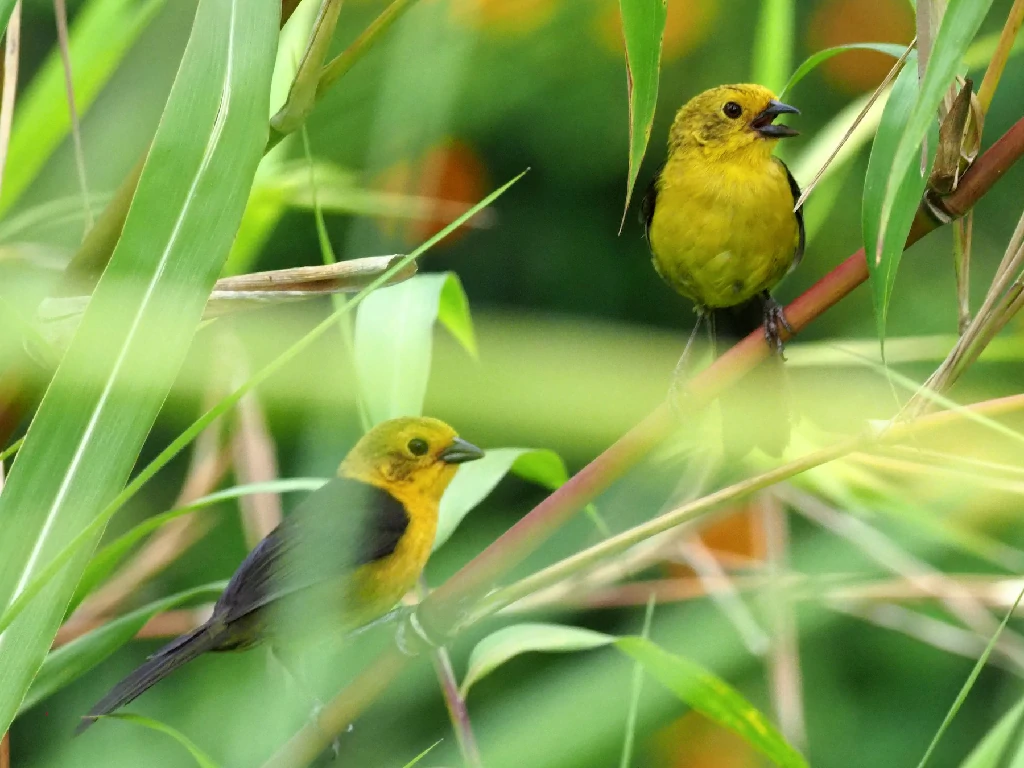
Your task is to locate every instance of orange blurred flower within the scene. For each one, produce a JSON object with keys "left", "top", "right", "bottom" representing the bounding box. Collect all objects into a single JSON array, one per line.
[
  {"left": 373, "top": 140, "right": 489, "bottom": 247},
  {"left": 449, "top": 0, "right": 557, "bottom": 35},
  {"left": 808, "top": 0, "right": 914, "bottom": 94},
  {"left": 595, "top": 0, "right": 718, "bottom": 62}
]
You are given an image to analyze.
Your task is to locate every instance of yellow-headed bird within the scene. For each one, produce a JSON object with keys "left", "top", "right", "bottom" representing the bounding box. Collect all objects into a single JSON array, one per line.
[
  {"left": 77, "top": 417, "right": 483, "bottom": 733},
  {"left": 640, "top": 84, "right": 804, "bottom": 455}
]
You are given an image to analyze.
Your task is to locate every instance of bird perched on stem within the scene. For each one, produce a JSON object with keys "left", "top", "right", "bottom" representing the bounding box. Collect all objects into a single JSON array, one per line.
[
  {"left": 76, "top": 417, "right": 484, "bottom": 733},
  {"left": 640, "top": 83, "right": 804, "bottom": 455}
]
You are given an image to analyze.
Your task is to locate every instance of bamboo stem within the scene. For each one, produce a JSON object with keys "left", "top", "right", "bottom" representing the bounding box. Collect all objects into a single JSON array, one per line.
[{"left": 978, "top": 0, "right": 1024, "bottom": 113}]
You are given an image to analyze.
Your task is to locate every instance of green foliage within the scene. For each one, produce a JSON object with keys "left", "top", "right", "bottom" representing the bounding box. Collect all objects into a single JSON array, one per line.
[
  {"left": 751, "top": 0, "right": 795, "bottom": 92},
  {"left": 355, "top": 273, "right": 476, "bottom": 425},
  {"left": 959, "top": 698, "right": 1024, "bottom": 768},
  {"left": 104, "top": 713, "right": 224, "bottom": 768},
  {"left": 867, "top": 0, "right": 995, "bottom": 344},
  {"left": 461, "top": 623, "right": 807, "bottom": 767},
  {"left": 916, "top": 586, "right": 1024, "bottom": 768},
  {"left": 0, "top": 0, "right": 279, "bottom": 735},
  {"left": 20, "top": 583, "right": 226, "bottom": 714},
  {"left": 0, "top": 0, "right": 166, "bottom": 214},
  {"left": 863, "top": 50, "right": 934, "bottom": 347},
  {"left": 618, "top": 0, "right": 666, "bottom": 229}
]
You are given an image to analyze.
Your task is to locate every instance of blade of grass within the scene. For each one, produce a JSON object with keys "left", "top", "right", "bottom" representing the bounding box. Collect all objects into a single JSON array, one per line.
[
  {"left": 105, "top": 713, "right": 224, "bottom": 768},
  {"left": 863, "top": 50, "right": 936, "bottom": 347},
  {"left": 751, "top": 0, "right": 794, "bottom": 92},
  {"left": 618, "top": 0, "right": 666, "bottom": 232},
  {"left": 270, "top": 0, "right": 344, "bottom": 135},
  {"left": 916, "top": 585, "right": 1024, "bottom": 768},
  {"left": 780, "top": 42, "right": 908, "bottom": 98},
  {"left": 0, "top": 0, "right": 19, "bottom": 202},
  {"left": 0, "top": 0, "right": 279, "bottom": 735},
  {"left": 53, "top": 0, "right": 93, "bottom": 233},
  {"left": 617, "top": 637, "right": 808, "bottom": 768},
  {"left": 871, "top": 0, "right": 996, "bottom": 343},
  {"left": 19, "top": 582, "right": 225, "bottom": 713},
  {"left": 977, "top": 0, "right": 1024, "bottom": 112},
  {"left": 619, "top": 595, "right": 655, "bottom": 768}
]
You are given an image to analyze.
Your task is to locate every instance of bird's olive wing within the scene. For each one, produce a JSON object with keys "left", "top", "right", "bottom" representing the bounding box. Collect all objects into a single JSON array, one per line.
[
  {"left": 638, "top": 164, "right": 664, "bottom": 242},
  {"left": 776, "top": 157, "right": 805, "bottom": 271},
  {"left": 215, "top": 477, "right": 408, "bottom": 624}
]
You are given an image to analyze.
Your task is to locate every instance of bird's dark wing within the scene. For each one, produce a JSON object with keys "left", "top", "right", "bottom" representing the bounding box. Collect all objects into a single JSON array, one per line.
[
  {"left": 216, "top": 477, "right": 408, "bottom": 624},
  {"left": 775, "top": 157, "right": 805, "bottom": 271},
  {"left": 638, "top": 164, "right": 664, "bottom": 242}
]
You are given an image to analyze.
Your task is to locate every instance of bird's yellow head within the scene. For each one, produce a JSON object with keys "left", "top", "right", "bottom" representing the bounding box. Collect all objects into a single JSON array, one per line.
[
  {"left": 340, "top": 416, "right": 484, "bottom": 503},
  {"left": 668, "top": 84, "right": 799, "bottom": 160}
]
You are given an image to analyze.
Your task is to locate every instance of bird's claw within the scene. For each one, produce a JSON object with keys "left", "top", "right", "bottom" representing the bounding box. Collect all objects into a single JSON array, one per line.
[{"left": 761, "top": 296, "right": 792, "bottom": 358}]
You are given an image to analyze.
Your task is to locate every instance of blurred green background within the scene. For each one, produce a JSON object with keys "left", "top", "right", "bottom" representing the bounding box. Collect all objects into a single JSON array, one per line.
[{"left": 6, "top": 0, "right": 1024, "bottom": 766}]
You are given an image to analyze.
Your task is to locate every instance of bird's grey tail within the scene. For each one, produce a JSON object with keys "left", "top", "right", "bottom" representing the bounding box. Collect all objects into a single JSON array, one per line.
[
  {"left": 711, "top": 299, "right": 791, "bottom": 458},
  {"left": 75, "top": 622, "right": 219, "bottom": 735}
]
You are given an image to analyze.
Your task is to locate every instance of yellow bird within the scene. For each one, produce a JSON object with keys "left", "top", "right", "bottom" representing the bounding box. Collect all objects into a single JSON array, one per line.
[
  {"left": 640, "top": 84, "right": 804, "bottom": 454},
  {"left": 77, "top": 417, "right": 483, "bottom": 733}
]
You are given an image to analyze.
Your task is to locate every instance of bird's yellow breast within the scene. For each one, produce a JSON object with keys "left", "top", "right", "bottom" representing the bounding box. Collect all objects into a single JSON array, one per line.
[
  {"left": 346, "top": 495, "right": 438, "bottom": 625},
  {"left": 648, "top": 153, "right": 799, "bottom": 308}
]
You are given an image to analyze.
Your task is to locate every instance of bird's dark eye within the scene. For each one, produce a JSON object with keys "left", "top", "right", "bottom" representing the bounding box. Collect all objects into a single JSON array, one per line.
[
  {"left": 407, "top": 438, "right": 429, "bottom": 456},
  {"left": 723, "top": 101, "right": 742, "bottom": 119}
]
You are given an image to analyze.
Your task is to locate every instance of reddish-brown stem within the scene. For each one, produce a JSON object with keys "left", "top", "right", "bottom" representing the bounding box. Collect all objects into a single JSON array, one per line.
[{"left": 0, "top": 730, "right": 8, "bottom": 768}]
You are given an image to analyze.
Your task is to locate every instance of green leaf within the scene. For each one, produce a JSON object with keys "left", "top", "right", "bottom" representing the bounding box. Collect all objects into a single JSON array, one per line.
[
  {"left": 19, "top": 582, "right": 226, "bottom": 714},
  {"left": 862, "top": 51, "right": 935, "bottom": 346},
  {"left": 917, "top": 585, "right": 1024, "bottom": 768},
  {"left": 781, "top": 43, "right": 908, "bottom": 98},
  {"left": 0, "top": 0, "right": 167, "bottom": 214},
  {"left": 354, "top": 273, "right": 476, "bottom": 425},
  {"left": 435, "top": 448, "right": 569, "bottom": 551},
  {"left": 751, "top": 0, "right": 795, "bottom": 92},
  {"left": 270, "top": 0, "right": 344, "bottom": 135},
  {"left": 616, "top": 637, "right": 809, "bottom": 768},
  {"left": 869, "top": 0, "right": 996, "bottom": 344},
  {"left": 402, "top": 740, "right": 443, "bottom": 768},
  {"left": 73, "top": 480, "right": 325, "bottom": 609},
  {"left": 104, "top": 713, "right": 224, "bottom": 768},
  {"left": 959, "top": 698, "right": 1024, "bottom": 768},
  {"left": 460, "top": 623, "right": 615, "bottom": 697},
  {"left": 618, "top": 0, "right": 666, "bottom": 230},
  {"left": 0, "top": 0, "right": 279, "bottom": 735}
]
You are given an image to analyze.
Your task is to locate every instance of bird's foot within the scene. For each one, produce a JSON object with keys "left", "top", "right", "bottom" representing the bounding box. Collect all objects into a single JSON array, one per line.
[
  {"left": 394, "top": 607, "right": 438, "bottom": 657},
  {"left": 760, "top": 294, "right": 792, "bottom": 358}
]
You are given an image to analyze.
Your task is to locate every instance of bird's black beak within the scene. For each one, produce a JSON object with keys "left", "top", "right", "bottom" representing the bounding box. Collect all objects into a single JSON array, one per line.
[
  {"left": 752, "top": 99, "right": 800, "bottom": 138},
  {"left": 440, "top": 437, "right": 485, "bottom": 464}
]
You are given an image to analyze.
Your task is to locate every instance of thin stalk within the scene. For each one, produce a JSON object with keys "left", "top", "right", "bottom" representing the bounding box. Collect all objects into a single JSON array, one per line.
[
  {"left": 953, "top": 212, "right": 972, "bottom": 333},
  {"left": 0, "top": 1, "right": 21, "bottom": 201},
  {"left": 761, "top": 494, "right": 806, "bottom": 750},
  {"left": 978, "top": 0, "right": 1024, "bottom": 113},
  {"left": 301, "top": 126, "right": 370, "bottom": 432},
  {"left": 432, "top": 645, "right": 482, "bottom": 768},
  {"left": 53, "top": 0, "right": 92, "bottom": 234},
  {"left": 618, "top": 595, "right": 655, "bottom": 768},
  {"left": 419, "top": 579, "right": 482, "bottom": 768}
]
